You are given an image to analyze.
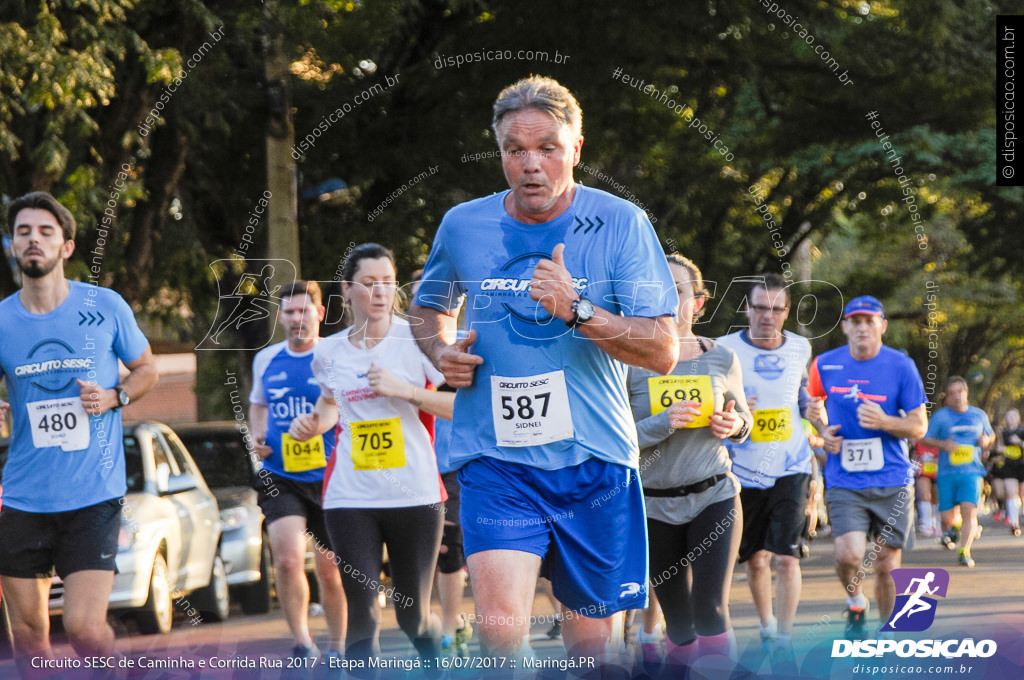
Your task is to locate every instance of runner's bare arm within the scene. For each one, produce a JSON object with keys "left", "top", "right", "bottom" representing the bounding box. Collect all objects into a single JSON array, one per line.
[
  {"left": 77, "top": 345, "right": 158, "bottom": 415},
  {"left": 366, "top": 363, "right": 456, "bottom": 419},
  {"left": 409, "top": 304, "right": 483, "bottom": 388},
  {"left": 289, "top": 392, "right": 340, "bottom": 442},
  {"left": 859, "top": 402, "right": 928, "bottom": 440},
  {"left": 919, "top": 435, "right": 955, "bottom": 452},
  {"left": 531, "top": 244, "right": 678, "bottom": 374},
  {"left": 249, "top": 403, "right": 272, "bottom": 459},
  {"left": 574, "top": 313, "right": 679, "bottom": 375},
  {"left": 120, "top": 345, "right": 158, "bottom": 401}
]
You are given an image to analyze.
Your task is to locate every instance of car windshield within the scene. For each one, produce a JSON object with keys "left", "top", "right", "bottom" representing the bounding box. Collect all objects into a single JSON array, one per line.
[
  {"left": 178, "top": 431, "right": 252, "bottom": 489},
  {"left": 124, "top": 434, "right": 144, "bottom": 493}
]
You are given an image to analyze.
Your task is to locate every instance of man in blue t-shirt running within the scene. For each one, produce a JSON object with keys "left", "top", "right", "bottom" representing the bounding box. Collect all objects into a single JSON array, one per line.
[
  {"left": 920, "top": 376, "right": 993, "bottom": 568},
  {"left": 0, "top": 192, "right": 157, "bottom": 676},
  {"left": 411, "top": 76, "right": 679, "bottom": 663},
  {"left": 808, "top": 296, "right": 928, "bottom": 641}
]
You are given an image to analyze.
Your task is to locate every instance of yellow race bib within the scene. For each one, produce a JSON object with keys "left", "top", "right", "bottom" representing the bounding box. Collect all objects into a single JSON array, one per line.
[
  {"left": 281, "top": 433, "right": 327, "bottom": 473},
  {"left": 922, "top": 461, "right": 938, "bottom": 476},
  {"left": 950, "top": 445, "right": 974, "bottom": 466},
  {"left": 1006, "top": 445, "right": 1022, "bottom": 461},
  {"left": 648, "top": 375, "right": 713, "bottom": 428},
  {"left": 350, "top": 418, "right": 406, "bottom": 470},
  {"left": 751, "top": 408, "right": 792, "bottom": 443}
]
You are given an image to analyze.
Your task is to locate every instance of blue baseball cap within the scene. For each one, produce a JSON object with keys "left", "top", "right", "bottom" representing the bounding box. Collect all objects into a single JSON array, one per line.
[{"left": 843, "top": 295, "right": 885, "bottom": 318}]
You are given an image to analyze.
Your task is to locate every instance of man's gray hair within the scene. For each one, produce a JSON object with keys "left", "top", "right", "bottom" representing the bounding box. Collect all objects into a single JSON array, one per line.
[{"left": 492, "top": 76, "right": 582, "bottom": 141}]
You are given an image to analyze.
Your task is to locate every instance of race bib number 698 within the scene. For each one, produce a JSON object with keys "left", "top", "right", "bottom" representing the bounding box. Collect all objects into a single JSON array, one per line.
[{"left": 648, "top": 375, "right": 713, "bottom": 427}]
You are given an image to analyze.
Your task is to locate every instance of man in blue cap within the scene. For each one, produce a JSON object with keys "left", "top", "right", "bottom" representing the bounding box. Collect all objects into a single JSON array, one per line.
[{"left": 807, "top": 296, "right": 928, "bottom": 640}]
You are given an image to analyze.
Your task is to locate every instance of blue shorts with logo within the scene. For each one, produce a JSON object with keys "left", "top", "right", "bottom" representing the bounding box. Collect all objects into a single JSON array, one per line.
[
  {"left": 937, "top": 474, "right": 983, "bottom": 512},
  {"left": 459, "top": 456, "right": 648, "bottom": 615}
]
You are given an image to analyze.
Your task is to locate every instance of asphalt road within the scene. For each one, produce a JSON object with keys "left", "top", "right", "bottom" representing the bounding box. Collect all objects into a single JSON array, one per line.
[{"left": 2, "top": 511, "right": 1021, "bottom": 679}]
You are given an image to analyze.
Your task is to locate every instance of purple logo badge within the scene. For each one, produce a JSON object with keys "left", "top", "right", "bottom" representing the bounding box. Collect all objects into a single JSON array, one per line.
[{"left": 881, "top": 568, "right": 949, "bottom": 632}]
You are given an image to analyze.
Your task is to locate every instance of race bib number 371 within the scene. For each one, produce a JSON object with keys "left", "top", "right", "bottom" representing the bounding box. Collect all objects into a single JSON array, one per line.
[
  {"left": 841, "top": 437, "right": 884, "bottom": 473},
  {"left": 491, "top": 371, "right": 573, "bottom": 447},
  {"left": 27, "top": 397, "right": 90, "bottom": 452}
]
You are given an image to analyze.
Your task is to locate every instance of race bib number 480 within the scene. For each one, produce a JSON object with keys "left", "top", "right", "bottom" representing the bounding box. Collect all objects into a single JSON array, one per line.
[
  {"left": 840, "top": 437, "right": 884, "bottom": 473},
  {"left": 27, "top": 397, "right": 90, "bottom": 452},
  {"left": 491, "top": 371, "right": 573, "bottom": 447},
  {"left": 648, "top": 375, "right": 713, "bottom": 427}
]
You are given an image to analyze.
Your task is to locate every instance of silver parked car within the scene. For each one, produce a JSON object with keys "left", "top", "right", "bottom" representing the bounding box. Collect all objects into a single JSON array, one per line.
[
  {"left": 176, "top": 422, "right": 272, "bottom": 614},
  {"left": 48, "top": 421, "right": 229, "bottom": 634},
  {"left": 176, "top": 421, "right": 322, "bottom": 614}
]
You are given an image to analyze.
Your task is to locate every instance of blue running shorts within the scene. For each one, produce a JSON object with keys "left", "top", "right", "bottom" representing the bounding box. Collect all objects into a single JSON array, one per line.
[
  {"left": 459, "top": 455, "right": 648, "bottom": 615},
  {"left": 937, "top": 474, "right": 983, "bottom": 512}
]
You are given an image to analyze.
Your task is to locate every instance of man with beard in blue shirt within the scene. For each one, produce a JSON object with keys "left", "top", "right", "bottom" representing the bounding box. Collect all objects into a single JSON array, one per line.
[{"left": 0, "top": 192, "right": 157, "bottom": 677}]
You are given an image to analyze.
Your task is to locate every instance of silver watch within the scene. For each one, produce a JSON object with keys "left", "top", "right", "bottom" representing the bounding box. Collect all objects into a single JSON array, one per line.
[{"left": 567, "top": 297, "right": 595, "bottom": 329}]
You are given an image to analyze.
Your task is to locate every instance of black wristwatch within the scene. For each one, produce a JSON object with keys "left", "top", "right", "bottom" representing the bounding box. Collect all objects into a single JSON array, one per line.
[
  {"left": 567, "top": 297, "right": 596, "bottom": 329},
  {"left": 112, "top": 386, "right": 130, "bottom": 411}
]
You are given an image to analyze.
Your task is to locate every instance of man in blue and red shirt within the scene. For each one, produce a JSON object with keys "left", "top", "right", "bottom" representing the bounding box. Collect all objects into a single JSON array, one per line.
[
  {"left": 250, "top": 281, "right": 345, "bottom": 662},
  {"left": 808, "top": 296, "right": 928, "bottom": 640}
]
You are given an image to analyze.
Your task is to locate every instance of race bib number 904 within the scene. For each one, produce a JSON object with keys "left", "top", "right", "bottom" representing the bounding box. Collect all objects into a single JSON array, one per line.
[
  {"left": 27, "top": 397, "right": 90, "bottom": 452},
  {"left": 751, "top": 408, "right": 792, "bottom": 443},
  {"left": 491, "top": 371, "right": 573, "bottom": 447},
  {"left": 648, "top": 375, "right": 713, "bottom": 427}
]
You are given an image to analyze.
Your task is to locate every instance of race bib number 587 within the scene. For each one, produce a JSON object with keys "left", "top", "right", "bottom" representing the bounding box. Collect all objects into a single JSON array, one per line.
[{"left": 491, "top": 371, "right": 573, "bottom": 447}]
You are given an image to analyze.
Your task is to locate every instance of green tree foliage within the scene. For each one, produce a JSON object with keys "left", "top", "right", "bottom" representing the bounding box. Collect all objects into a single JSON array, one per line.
[{"left": 0, "top": 0, "right": 1016, "bottom": 416}]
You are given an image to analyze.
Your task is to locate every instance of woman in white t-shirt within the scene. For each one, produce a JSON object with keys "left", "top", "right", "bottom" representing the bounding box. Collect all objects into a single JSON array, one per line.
[{"left": 290, "top": 243, "right": 454, "bottom": 664}]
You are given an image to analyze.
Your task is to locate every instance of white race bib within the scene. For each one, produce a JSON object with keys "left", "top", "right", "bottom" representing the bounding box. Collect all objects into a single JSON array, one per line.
[
  {"left": 491, "top": 371, "right": 573, "bottom": 447},
  {"left": 840, "top": 437, "right": 884, "bottom": 473},
  {"left": 27, "top": 397, "right": 90, "bottom": 452}
]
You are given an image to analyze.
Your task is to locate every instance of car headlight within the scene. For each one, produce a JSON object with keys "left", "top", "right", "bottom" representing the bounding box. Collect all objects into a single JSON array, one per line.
[
  {"left": 220, "top": 506, "right": 248, "bottom": 530},
  {"left": 118, "top": 523, "right": 139, "bottom": 551}
]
